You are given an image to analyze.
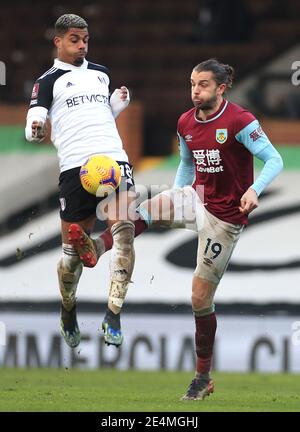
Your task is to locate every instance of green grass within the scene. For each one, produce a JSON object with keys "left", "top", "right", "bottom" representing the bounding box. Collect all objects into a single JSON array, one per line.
[
  {"left": 0, "top": 126, "right": 55, "bottom": 153},
  {"left": 0, "top": 369, "right": 299, "bottom": 412}
]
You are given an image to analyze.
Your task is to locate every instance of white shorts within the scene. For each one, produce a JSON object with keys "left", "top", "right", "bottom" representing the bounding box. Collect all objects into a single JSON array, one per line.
[{"left": 161, "top": 186, "right": 244, "bottom": 285}]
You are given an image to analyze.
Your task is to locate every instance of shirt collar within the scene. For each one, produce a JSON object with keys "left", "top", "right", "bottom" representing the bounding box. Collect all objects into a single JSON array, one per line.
[
  {"left": 194, "top": 99, "right": 228, "bottom": 123},
  {"left": 54, "top": 58, "right": 88, "bottom": 70}
]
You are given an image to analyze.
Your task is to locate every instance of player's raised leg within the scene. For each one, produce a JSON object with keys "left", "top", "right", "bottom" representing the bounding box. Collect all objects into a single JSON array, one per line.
[
  {"left": 72, "top": 188, "right": 175, "bottom": 268},
  {"left": 101, "top": 189, "right": 136, "bottom": 346},
  {"left": 59, "top": 215, "right": 96, "bottom": 348},
  {"left": 67, "top": 223, "right": 101, "bottom": 268},
  {"left": 85, "top": 190, "right": 176, "bottom": 264}
]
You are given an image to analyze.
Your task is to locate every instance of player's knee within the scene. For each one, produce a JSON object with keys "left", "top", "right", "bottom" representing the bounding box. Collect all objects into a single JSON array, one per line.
[
  {"left": 192, "top": 291, "right": 212, "bottom": 310},
  {"left": 61, "top": 244, "right": 81, "bottom": 272},
  {"left": 111, "top": 220, "right": 135, "bottom": 248},
  {"left": 110, "top": 221, "right": 135, "bottom": 283},
  {"left": 144, "top": 191, "right": 174, "bottom": 226},
  {"left": 191, "top": 277, "right": 216, "bottom": 310}
]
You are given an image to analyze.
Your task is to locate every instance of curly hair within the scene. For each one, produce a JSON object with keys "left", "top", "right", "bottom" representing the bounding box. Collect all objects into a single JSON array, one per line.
[{"left": 55, "top": 14, "right": 88, "bottom": 35}]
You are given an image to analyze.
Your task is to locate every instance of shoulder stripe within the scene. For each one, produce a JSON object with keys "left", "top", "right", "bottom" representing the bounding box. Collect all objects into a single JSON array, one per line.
[
  {"left": 87, "top": 62, "right": 110, "bottom": 77},
  {"left": 38, "top": 67, "right": 58, "bottom": 80}
]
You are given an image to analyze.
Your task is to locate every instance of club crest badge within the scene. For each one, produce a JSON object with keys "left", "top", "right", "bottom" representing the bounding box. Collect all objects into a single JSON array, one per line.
[
  {"left": 31, "top": 83, "right": 39, "bottom": 99},
  {"left": 216, "top": 129, "right": 227, "bottom": 144}
]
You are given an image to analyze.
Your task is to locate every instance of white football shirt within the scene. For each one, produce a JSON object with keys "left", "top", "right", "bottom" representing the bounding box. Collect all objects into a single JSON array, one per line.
[{"left": 26, "top": 58, "right": 128, "bottom": 172}]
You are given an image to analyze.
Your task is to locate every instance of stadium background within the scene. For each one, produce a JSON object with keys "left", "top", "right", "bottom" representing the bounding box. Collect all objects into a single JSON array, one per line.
[{"left": 0, "top": 0, "right": 299, "bottom": 374}]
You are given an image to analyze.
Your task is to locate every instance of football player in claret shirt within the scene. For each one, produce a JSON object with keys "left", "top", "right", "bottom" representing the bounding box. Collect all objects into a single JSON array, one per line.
[
  {"left": 72, "top": 59, "right": 283, "bottom": 400},
  {"left": 25, "top": 14, "right": 136, "bottom": 350}
]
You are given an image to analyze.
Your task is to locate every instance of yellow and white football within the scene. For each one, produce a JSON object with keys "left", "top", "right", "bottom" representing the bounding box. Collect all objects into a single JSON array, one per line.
[{"left": 79, "top": 154, "right": 121, "bottom": 197}]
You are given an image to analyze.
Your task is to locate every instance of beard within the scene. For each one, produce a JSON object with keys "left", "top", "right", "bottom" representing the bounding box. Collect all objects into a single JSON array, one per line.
[
  {"left": 194, "top": 94, "right": 217, "bottom": 111},
  {"left": 73, "top": 57, "right": 85, "bottom": 66}
]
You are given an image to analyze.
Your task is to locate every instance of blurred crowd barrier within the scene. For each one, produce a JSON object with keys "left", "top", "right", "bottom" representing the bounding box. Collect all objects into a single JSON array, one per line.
[
  {"left": 0, "top": 103, "right": 145, "bottom": 167},
  {"left": 260, "top": 119, "right": 300, "bottom": 145}
]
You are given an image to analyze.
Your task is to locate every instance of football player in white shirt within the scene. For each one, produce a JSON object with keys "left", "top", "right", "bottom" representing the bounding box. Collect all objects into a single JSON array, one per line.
[{"left": 25, "top": 14, "right": 135, "bottom": 349}]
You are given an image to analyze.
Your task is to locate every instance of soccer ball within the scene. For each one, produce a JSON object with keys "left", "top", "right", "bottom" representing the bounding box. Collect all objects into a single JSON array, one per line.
[{"left": 79, "top": 154, "right": 121, "bottom": 197}]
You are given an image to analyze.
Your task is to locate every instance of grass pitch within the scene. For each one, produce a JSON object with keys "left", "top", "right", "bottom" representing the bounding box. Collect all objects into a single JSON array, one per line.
[{"left": 0, "top": 369, "right": 299, "bottom": 412}]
